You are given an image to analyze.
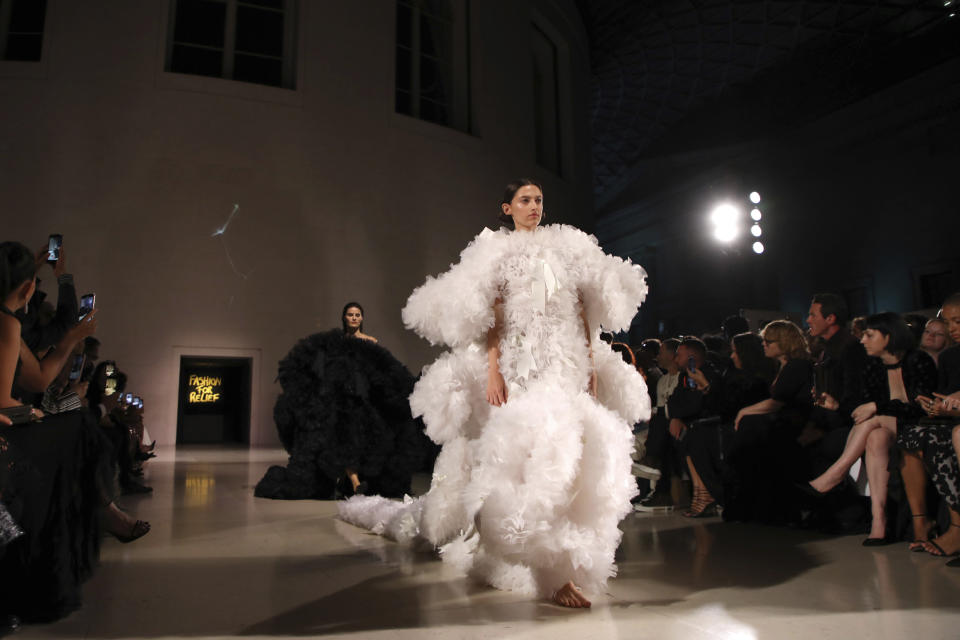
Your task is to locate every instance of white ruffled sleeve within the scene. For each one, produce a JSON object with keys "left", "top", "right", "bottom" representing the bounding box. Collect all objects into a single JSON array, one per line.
[
  {"left": 402, "top": 228, "right": 505, "bottom": 348},
  {"left": 564, "top": 226, "right": 648, "bottom": 334}
]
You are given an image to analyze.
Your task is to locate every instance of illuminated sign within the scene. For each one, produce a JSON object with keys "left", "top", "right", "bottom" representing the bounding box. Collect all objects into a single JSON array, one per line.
[{"left": 188, "top": 374, "right": 222, "bottom": 403}]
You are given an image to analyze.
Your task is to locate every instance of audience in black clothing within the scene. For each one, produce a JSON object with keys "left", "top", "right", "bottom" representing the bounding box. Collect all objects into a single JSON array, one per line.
[
  {"left": 1, "top": 240, "right": 154, "bottom": 627},
  {"left": 684, "top": 332, "right": 777, "bottom": 516},
  {"left": 633, "top": 339, "right": 681, "bottom": 511},
  {"left": 722, "top": 320, "right": 814, "bottom": 524},
  {"left": 898, "top": 296, "right": 960, "bottom": 555},
  {"left": 807, "top": 312, "right": 937, "bottom": 543}
]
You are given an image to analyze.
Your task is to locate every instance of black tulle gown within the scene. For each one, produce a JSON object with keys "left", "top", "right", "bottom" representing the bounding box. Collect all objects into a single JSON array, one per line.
[{"left": 255, "top": 330, "right": 431, "bottom": 500}]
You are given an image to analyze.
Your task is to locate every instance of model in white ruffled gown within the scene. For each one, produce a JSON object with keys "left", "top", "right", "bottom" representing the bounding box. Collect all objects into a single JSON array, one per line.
[{"left": 338, "top": 181, "right": 650, "bottom": 607}]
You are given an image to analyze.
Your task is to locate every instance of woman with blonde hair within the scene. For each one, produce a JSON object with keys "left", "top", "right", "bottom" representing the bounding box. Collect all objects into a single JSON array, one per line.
[{"left": 723, "top": 320, "right": 815, "bottom": 523}]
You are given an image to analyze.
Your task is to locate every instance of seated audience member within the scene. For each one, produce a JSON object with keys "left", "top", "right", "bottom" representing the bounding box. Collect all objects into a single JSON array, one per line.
[
  {"left": 684, "top": 332, "right": 777, "bottom": 516},
  {"left": 634, "top": 338, "right": 680, "bottom": 510},
  {"left": 806, "top": 312, "right": 937, "bottom": 544},
  {"left": 18, "top": 244, "right": 78, "bottom": 354},
  {"left": 702, "top": 333, "right": 732, "bottom": 372},
  {"left": 723, "top": 320, "right": 814, "bottom": 524},
  {"left": 804, "top": 294, "right": 869, "bottom": 465},
  {"left": 1, "top": 241, "right": 149, "bottom": 623},
  {"left": 919, "top": 316, "right": 951, "bottom": 367},
  {"left": 899, "top": 295, "right": 960, "bottom": 553},
  {"left": 661, "top": 337, "right": 725, "bottom": 508},
  {"left": 634, "top": 339, "right": 662, "bottom": 404},
  {"left": 904, "top": 392, "right": 960, "bottom": 566},
  {"left": 851, "top": 316, "right": 867, "bottom": 340},
  {"left": 722, "top": 314, "right": 750, "bottom": 342}
]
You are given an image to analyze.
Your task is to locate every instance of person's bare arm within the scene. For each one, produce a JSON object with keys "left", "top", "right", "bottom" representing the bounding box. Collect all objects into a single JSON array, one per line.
[
  {"left": 486, "top": 299, "right": 507, "bottom": 406},
  {"left": 15, "top": 310, "right": 97, "bottom": 393},
  {"left": 0, "top": 315, "right": 21, "bottom": 407},
  {"left": 734, "top": 398, "right": 784, "bottom": 430}
]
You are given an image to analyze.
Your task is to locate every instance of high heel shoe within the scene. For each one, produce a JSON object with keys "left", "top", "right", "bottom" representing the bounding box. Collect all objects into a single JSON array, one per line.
[
  {"left": 110, "top": 519, "right": 150, "bottom": 544},
  {"left": 909, "top": 514, "right": 938, "bottom": 552}
]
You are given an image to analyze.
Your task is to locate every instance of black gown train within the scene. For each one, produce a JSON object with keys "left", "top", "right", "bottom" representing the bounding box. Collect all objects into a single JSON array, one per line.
[{"left": 255, "top": 330, "right": 431, "bottom": 500}]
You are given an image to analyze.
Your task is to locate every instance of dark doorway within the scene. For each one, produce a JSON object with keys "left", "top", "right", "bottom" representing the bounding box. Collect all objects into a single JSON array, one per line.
[{"left": 176, "top": 356, "right": 252, "bottom": 445}]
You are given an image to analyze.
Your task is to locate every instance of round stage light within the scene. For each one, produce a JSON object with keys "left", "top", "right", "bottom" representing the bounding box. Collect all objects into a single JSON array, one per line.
[
  {"left": 749, "top": 192, "right": 761, "bottom": 204},
  {"left": 710, "top": 204, "right": 740, "bottom": 243},
  {"left": 750, "top": 208, "right": 762, "bottom": 221},
  {"left": 752, "top": 241, "right": 765, "bottom": 254},
  {"left": 751, "top": 224, "right": 762, "bottom": 237}
]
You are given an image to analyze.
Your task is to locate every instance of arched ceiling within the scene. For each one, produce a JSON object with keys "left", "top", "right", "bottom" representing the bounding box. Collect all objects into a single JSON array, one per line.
[{"left": 576, "top": 0, "right": 959, "bottom": 209}]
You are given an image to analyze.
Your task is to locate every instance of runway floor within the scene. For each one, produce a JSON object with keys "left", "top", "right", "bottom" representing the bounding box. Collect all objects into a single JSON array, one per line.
[{"left": 17, "top": 446, "right": 960, "bottom": 640}]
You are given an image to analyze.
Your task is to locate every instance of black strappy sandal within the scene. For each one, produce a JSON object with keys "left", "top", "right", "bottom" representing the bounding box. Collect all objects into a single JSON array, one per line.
[{"left": 909, "top": 514, "right": 938, "bottom": 552}]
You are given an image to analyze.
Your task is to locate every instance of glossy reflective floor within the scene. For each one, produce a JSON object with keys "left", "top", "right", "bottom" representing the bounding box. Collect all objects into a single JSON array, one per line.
[{"left": 18, "top": 446, "right": 960, "bottom": 639}]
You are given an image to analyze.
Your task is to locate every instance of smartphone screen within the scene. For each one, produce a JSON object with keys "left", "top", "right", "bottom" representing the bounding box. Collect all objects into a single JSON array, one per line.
[
  {"left": 79, "top": 293, "right": 96, "bottom": 321},
  {"left": 104, "top": 362, "right": 116, "bottom": 377},
  {"left": 47, "top": 234, "right": 62, "bottom": 264},
  {"left": 104, "top": 378, "right": 117, "bottom": 395},
  {"left": 125, "top": 393, "right": 133, "bottom": 404},
  {"left": 68, "top": 354, "right": 85, "bottom": 381}
]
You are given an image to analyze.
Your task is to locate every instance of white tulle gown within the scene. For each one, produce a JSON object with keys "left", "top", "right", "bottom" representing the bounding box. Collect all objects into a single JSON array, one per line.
[{"left": 338, "top": 224, "right": 650, "bottom": 598}]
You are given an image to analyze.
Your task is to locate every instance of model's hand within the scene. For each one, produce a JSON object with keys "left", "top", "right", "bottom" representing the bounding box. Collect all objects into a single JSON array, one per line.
[
  {"left": 816, "top": 392, "right": 839, "bottom": 411},
  {"left": 668, "top": 418, "right": 686, "bottom": 440},
  {"left": 487, "top": 371, "right": 507, "bottom": 407},
  {"left": 851, "top": 402, "right": 876, "bottom": 425},
  {"left": 588, "top": 369, "right": 598, "bottom": 398}
]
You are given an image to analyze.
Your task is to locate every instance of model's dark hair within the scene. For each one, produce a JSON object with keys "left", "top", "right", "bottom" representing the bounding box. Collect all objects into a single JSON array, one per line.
[
  {"left": 811, "top": 293, "right": 849, "bottom": 327},
  {"left": 732, "top": 332, "right": 777, "bottom": 385},
  {"left": 498, "top": 178, "right": 543, "bottom": 228},
  {"left": 0, "top": 241, "right": 36, "bottom": 302},
  {"left": 342, "top": 301, "right": 364, "bottom": 334},
  {"left": 865, "top": 312, "right": 916, "bottom": 357}
]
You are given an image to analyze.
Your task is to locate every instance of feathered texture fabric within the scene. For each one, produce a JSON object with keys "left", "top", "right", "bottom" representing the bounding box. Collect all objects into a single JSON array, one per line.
[
  {"left": 255, "top": 330, "right": 431, "bottom": 500},
  {"left": 339, "top": 224, "right": 650, "bottom": 598}
]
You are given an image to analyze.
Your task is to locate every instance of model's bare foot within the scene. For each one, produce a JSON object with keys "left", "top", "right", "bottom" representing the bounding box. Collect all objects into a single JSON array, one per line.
[{"left": 552, "top": 581, "right": 591, "bottom": 608}]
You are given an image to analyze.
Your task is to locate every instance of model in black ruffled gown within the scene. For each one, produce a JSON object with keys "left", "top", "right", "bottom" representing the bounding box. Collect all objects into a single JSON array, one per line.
[{"left": 255, "top": 302, "right": 430, "bottom": 500}]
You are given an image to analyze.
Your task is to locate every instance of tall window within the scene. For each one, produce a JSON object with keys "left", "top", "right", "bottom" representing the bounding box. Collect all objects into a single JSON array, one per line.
[
  {"left": 531, "top": 23, "right": 561, "bottom": 175},
  {"left": 0, "top": 0, "right": 47, "bottom": 61},
  {"left": 395, "top": 0, "right": 471, "bottom": 132},
  {"left": 166, "top": 0, "right": 297, "bottom": 89}
]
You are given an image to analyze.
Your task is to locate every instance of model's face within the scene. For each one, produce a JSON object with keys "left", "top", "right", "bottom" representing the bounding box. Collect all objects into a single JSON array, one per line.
[
  {"left": 806, "top": 303, "right": 832, "bottom": 337},
  {"left": 861, "top": 328, "right": 890, "bottom": 357},
  {"left": 344, "top": 307, "right": 363, "bottom": 330},
  {"left": 942, "top": 305, "right": 960, "bottom": 343},
  {"left": 921, "top": 320, "right": 948, "bottom": 351},
  {"left": 502, "top": 185, "right": 543, "bottom": 232},
  {"left": 731, "top": 341, "right": 742, "bottom": 370}
]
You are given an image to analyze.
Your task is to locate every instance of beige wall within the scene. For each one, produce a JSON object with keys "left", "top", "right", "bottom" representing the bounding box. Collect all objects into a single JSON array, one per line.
[{"left": 0, "top": 0, "right": 594, "bottom": 445}]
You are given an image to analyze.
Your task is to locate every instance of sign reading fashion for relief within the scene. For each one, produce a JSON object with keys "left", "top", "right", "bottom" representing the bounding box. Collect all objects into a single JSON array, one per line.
[{"left": 188, "top": 374, "right": 222, "bottom": 403}]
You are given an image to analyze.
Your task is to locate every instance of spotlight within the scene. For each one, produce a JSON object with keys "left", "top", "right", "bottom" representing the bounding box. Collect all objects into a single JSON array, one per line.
[
  {"left": 710, "top": 204, "right": 741, "bottom": 243},
  {"left": 750, "top": 208, "right": 762, "bottom": 221},
  {"left": 752, "top": 241, "right": 765, "bottom": 254},
  {"left": 751, "top": 224, "right": 762, "bottom": 237},
  {"left": 749, "top": 192, "right": 761, "bottom": 204}
]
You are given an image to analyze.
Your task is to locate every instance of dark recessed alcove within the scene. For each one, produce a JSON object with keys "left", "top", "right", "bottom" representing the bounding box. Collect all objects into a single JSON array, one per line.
[{"left": 176, "top": 356, "right": 252, "bottom": 445}]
